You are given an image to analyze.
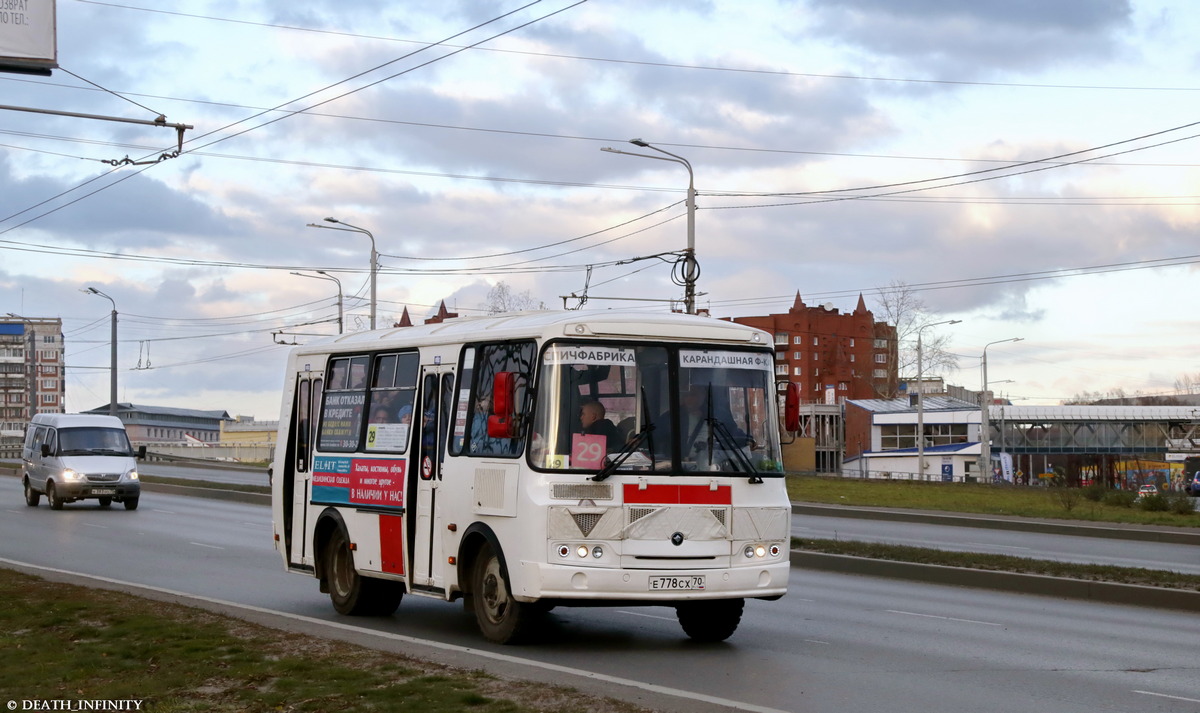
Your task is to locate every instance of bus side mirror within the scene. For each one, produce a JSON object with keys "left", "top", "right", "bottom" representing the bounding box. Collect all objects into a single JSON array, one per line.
[
  {"left": 487, "top": 371, "right": 519, "bottom": 439},
  {"left": 784, "top": 382, "right": 801, "bottom": 433}
]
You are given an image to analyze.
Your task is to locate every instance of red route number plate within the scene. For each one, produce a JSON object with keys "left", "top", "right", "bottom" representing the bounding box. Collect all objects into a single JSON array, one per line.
[{"left": 648, "top": 575, "right": 705, "bottom": 591}]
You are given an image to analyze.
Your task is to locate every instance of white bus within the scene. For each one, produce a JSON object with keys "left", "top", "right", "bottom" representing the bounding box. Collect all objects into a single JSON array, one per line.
[{"left": 271, "top": 310, "right": 792, "bottom": 644}]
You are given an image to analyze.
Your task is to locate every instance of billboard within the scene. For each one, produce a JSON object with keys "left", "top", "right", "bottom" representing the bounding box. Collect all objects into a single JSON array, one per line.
[{"left": 0, "top": 0, "right": 56, "bottom": 76}]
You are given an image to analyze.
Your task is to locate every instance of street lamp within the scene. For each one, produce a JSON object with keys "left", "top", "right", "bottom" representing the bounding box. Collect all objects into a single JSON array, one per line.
[
  {"left": 291, "top": 270, "right": 344, "bottom": 334},
  {"left": 979, "top": 337, "right": 1023, "bottom": 482},
  {"left": 601, "top": 139, "right": 698, "bottom": 314},
  {"left": 306, "top": 218, "right": 377, "bottom": 330},
  {"left": 83, "top": 287, "right": 118, "bottom": 417},
  {"left": 915, "top": 318, "right": 961, "bottom": 480}
]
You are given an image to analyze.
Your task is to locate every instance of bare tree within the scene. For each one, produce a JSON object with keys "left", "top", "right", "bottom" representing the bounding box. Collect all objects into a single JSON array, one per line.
[
  {"left": 1174, "top": 373, "right": 1200, "bottom": 395},
  {"left": 872, "top": 280, "right": 958, "bottom": 378},
  {"left": 482, "top": 281, "right": 544, "bottom": 315}
]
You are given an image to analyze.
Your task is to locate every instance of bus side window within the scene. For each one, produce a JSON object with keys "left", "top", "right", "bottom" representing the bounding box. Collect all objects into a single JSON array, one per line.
[
  {"left": 439, "top": 372, "right": 455, "bottom": 466},
  {"left": 449, "top": 347, "right": 474, "bottom": 456},
  {"left": 465, "top": 341, "right": 535, "bottom": 457},
  {"left": 318, "top": 356, "right": 368, "bottom": 452},
  {"left": 296, "top": 378, "right": 311, "bottom": 473},
  {"left": 310, "top": 378, "right": 323, "bottom": 455}
]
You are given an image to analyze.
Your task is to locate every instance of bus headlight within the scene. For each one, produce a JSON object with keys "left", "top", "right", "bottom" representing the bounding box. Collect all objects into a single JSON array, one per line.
[
  {"left": 576, "top": 545, "right": 589, "bottom": 558},
  {"left": 558, "top": 545, "right": 571, "bottom": 558},
  {"left": 744, "top": 543, "right": 773, "bottom": 559},
  {"left": 591, "top": 546, "right": 604, "bottom": 559}
]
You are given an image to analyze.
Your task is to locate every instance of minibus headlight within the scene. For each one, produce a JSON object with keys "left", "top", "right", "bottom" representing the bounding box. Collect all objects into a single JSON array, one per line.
[
  {"left": 61, "top": 469, "right": 81, "bottom": 481},
  {"left": 125, "top": 469, "right": 139, "bottom": 480}
]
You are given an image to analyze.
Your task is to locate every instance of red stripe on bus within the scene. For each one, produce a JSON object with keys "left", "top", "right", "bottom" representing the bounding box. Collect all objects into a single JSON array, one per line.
[
  {"left": 379, "top": 513, "right": 405, "bottom": 575},
  {"left": 623, "top": 483, "right": 732, "bottom": 505}
]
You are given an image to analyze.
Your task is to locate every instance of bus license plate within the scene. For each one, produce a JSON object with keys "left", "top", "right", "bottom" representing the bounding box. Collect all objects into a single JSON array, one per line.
[
  {"left": 649, "top": 575, "right": 705, "bottom": 591},
  {"left": 92, "top": 488, "right": 115, "bottom": 495}
]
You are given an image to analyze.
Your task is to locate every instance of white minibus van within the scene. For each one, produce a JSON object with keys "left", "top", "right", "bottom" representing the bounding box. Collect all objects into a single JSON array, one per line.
[{"left": 21, "top": 413, "right": 145, "bottom": 510}]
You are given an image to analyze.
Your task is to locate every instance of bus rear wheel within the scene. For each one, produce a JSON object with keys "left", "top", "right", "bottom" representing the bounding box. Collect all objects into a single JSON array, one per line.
[
  {"left": 471, "top": 542, "right": 539, "bottom": 644},
  {"left": 676, "top": 598, "right": 744, "bottom": 642},
  {"left": 324, "top": 527, "right": 402, "bottom": 616}
]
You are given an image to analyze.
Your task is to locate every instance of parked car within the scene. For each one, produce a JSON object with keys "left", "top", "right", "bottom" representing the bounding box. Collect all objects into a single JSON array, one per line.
[{"left": 1185, "top": 474, "right": 1200, "bottom": 497}]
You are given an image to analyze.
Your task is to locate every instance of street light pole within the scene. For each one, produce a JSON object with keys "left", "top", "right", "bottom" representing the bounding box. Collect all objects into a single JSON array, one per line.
[
  {"left": 979, "top": 337, "right": 1023, "bottom": 482},
  {"left": 915, "top": 318, "right": 961, "bottom": 480},
  {"left": 83, "top": 287, "right": 118, "bottom": 417},
  {"left": 290, "top": 270, "right": 344, "bottom": 334},
  {"left": 307, "top": 218, "right": 377, "bottom": 330},
  {"left": 601, "top": 139, "right": 698, "bottom": 314}
]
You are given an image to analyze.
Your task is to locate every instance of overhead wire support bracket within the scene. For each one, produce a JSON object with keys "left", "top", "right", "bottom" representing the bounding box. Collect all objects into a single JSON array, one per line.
[{"left": 0, "top": 104, "right": 194, "bottom": 165}]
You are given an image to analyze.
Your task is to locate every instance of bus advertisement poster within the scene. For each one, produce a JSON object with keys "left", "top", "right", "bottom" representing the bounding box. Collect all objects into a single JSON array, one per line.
[{"left": 312, "top": 455, "right": 406, "bottom": 508}]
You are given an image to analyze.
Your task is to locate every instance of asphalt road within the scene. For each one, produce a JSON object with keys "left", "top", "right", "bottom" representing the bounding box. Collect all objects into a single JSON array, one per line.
[
  {"left": 140, "top": 460, "right": 270, "bottom": 486},
  {"left": 134, "top": 463, "right": 1200, "bottom": 574},
  {"left": 792, "top": 512, "right": 1200, "bottom": 574},
  {"left": 2, "top": 477, "right": 1197, "bottom": 713}
]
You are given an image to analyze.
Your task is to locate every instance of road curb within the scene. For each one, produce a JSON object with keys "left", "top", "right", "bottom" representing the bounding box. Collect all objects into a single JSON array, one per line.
[
  {"left": 140, "top": 480, "right": 269, "bottom": 506},
  {"left": 790, "top": 550, "right": 1200, "bottom": 611},
  {"left": 792, "top": 503, "right": 1200, "bottom": 546}
]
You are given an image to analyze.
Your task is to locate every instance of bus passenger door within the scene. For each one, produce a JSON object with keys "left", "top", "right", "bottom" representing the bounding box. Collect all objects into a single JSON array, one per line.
[
  {"left": 284, "top": 372, "right": 322, "bottom": 567},
  {"left": 410, "top": 366, "right": 452, "bottom": 591}
]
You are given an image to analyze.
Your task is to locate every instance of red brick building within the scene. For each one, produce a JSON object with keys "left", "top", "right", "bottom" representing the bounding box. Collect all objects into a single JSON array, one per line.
[{"left": 732, "top": 293, "right": 898, "bottom": 403}]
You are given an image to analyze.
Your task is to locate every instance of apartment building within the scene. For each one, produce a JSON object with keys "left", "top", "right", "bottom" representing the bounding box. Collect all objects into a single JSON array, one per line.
[
  {"left": 731, "top": 292, "right": 899, "bottom": 402},
  {"left": 0, "top": 317, "right": 65, "bottom": 451}
]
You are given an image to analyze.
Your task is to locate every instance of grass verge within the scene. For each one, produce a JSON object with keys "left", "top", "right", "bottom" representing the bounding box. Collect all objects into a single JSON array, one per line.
[
  {"left": 786, "top": 474, "right": 1200, "bottom": 527},
  {"left": 793, "top": 537, "right": 1200, "bottom": 591},
  {"left": 0, "top": 569, "right": 647, "bottom": 713}
]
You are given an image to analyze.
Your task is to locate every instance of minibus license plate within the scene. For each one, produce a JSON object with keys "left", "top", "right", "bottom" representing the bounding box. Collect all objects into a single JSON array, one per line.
[
  {"left": 649, "top": 575, "right": 705, "bottom": 591},
  {"left": 91, "top": 488, "right": 115, "bottom": 495}
]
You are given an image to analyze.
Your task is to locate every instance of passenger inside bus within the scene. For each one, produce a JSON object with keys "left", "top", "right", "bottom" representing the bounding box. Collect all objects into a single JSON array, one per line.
[
  {"left": 578, "top": 400, "right": 621, "bottom": 453},
  {"left": 657, "top": 384, "right": 754, "bottom": 467},
  {"left": 469, "top": 393, "right": 506, "bottom": 454}
]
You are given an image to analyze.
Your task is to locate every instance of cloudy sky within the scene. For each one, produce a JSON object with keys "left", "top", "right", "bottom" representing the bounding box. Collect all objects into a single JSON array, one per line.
[{"left": 3, "top": 0, "right": 1198, "bottom": 419}]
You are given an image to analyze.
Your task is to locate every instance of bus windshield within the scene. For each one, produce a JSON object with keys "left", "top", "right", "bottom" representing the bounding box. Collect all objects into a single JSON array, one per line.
[{"left": 529, "top": 342, "right": 783, "bottom": 476}]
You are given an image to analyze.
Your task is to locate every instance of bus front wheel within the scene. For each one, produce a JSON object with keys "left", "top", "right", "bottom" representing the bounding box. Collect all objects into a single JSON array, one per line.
[
  {"left": 324, "top": 527, "right": 402, "bottom": 616},
  {"left": 471, "top": 542, "right": 539, "bottom": 644},
  {"left": 676, "top": 598, "right": 744, "bottom": 642}
]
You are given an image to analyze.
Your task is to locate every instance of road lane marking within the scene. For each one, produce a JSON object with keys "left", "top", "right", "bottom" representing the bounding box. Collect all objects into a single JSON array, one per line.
[
  {"left": 83, "top": 523, "right": 108, "bottom": 529},
  {"left": 962, "top": 542, "right": 1031, "bottom": 551},
  {"left": 618, "top": 610, "right": 675, "bottom": 621},
  {"left": 803, "top": 639, "right": 830, "bottom": 645},
  {"left": 886, "top": 610, "right": 1002, "bottom": 626},
  {"left": 1133, "top": 690, "right": 1200, "bottom": 704},
  {"left": 189, "top": 542, "right": 225, "bottom": 550},
  {"left": 152, "top": 509, "right": 177, "bottom": 514},
  {"left": 0, "top": 556, "right": 794, "bottom": 713}
]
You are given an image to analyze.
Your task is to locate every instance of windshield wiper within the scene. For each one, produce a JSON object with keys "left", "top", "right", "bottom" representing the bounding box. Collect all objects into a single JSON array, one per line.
[
  {"left": 592, "top": 387, "right": 657, "bottom": 482},
  {"left": 707, "top": 417, "right": 761, "bottom": 482}
]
